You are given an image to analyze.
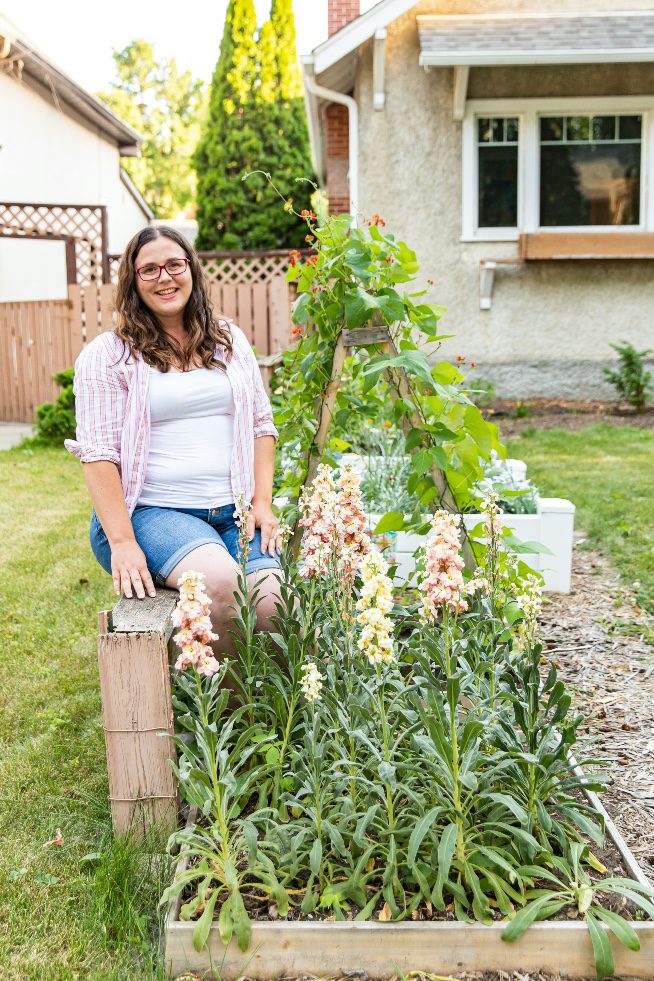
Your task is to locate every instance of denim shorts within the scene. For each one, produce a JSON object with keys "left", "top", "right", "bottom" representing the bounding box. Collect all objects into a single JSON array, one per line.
[{"left": 90, "top": 502, "right": 281, "bottom": 587}]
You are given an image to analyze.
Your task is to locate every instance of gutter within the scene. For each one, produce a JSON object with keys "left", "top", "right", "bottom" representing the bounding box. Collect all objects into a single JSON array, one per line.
[{"left": 302, "top": 56, "right": 358, "bottom": 224}]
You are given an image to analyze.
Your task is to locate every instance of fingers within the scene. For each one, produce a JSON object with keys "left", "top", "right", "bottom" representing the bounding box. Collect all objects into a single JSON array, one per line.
[
  {"left": 115, "top": 566, "right": 156, "bottom": 600},
  {"left": 246, "top": 513, "right": 256, "bottom": 542},
  {"left": 260, "top": 520, "right": 281, "bottom": 556}
]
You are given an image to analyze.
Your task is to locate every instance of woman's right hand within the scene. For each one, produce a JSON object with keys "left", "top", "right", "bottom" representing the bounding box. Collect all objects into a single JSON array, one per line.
[{"left": 110, "top": 540, "right": 156, "bottom": 599}]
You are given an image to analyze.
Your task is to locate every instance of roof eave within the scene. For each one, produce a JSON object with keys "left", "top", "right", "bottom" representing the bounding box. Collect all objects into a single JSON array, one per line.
[{"left": 419, "top": 49, "right": 654, "bottom": 67}]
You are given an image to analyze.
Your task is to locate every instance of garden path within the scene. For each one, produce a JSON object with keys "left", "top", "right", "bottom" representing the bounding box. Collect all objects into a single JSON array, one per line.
[{"left": 541, "top": 533, "right": 654, "bottom": 881}]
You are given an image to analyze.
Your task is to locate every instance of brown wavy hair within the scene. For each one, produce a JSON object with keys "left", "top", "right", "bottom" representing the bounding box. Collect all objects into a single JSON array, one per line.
[{"left": 114, "top": 226, "right": 233, "bottom": 371}]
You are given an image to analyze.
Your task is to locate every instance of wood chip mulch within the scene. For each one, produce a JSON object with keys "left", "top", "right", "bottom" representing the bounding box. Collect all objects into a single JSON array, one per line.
[{"left": 540, "top": 533, "right": 654, "bottom": 882}]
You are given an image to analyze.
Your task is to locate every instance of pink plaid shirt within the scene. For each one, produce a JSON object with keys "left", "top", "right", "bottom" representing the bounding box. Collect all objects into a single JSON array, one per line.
[{"left": 64, "top": 324, "right": 278, "bottom": 515}]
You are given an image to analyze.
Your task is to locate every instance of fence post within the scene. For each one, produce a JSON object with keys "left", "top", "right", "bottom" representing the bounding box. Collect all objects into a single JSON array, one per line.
[{"left": 97, "top": 591, "right": 179, "bottom": 840}]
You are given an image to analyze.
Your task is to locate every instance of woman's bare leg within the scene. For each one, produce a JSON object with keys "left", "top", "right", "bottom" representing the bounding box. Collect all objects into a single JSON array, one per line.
[{"left": 164, "top": 543, "right": 240, "bottom": 658}]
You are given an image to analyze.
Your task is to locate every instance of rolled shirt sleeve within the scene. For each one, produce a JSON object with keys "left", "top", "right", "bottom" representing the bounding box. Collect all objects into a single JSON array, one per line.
[
  {"left": 64, "top": 335, "right": 127, "bottom": 466},
  {"left": 232, "top": 325, "right": 279, "bottom": 442}
]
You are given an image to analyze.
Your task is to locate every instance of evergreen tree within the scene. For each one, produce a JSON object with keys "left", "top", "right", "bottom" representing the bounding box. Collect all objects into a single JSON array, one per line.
[
  {"left": 195, "top": 0, "right": 267, "bottom": 250},
  {"left": 195, "top": 0, "right": 315, "bottom": 250}
]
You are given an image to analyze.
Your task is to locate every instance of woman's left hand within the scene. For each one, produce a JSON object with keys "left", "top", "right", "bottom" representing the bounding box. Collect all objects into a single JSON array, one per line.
[{"left": 249, "top": 499, "right": 282, "bottom": 556}]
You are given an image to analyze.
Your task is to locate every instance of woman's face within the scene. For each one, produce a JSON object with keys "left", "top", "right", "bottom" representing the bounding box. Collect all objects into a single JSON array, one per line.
[{"left": 134, "top": 236, "right": 193, "bottom": 323}]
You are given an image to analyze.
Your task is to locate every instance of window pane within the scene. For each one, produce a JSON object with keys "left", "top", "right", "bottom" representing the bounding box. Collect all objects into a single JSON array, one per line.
[
  {"left": 592, "top": 116, "right": 616, "bottom": 141},
  {"left": 505, "top": 118, "right": 519, "bottom": 143},
  {"left": 540, "top": 142, "right": 641, "bottom": 226},
  {"left": 478, "top": 118, "right": 492, "bottom": 142},
  {"left": 541, "top": 117, "right": 564, "bottom": 142},
  {"left": 479, "top": 145, "right": 519, "bottom": 227},
  {"left": 567, "top": 116, "right": 590, "bottom": 141},
  {"left": 619, "top": 115, "right": 642, "bottom": 140}
]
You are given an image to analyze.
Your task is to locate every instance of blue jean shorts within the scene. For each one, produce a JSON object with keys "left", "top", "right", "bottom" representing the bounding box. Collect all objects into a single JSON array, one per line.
[{"left": 90, "top": 502, "right": 281, "bottom": 587}]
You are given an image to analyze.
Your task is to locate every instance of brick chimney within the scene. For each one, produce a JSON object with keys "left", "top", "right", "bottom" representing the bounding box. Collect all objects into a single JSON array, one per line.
[
  {"left": 324, "top": 2, "right": 360, "bottom": 214},
  {"left": 328, "top": 0, "right": 360, "bottom": 37}
]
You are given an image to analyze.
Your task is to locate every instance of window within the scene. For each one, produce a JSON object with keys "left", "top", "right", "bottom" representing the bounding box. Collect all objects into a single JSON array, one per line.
[
  {"left": 463, "top": 99, "right": 653, "bottom": 240},
  {"left": 540, "top": 114, "right": 642, "bottom": 226},
  {"left": 477, "top": 116, "right": 519, "bottom": 227}
]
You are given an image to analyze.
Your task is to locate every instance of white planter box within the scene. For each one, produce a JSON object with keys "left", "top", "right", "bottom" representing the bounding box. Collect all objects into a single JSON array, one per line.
[{"left": 368, "top": 498, "right": 575, "bottom": 593}]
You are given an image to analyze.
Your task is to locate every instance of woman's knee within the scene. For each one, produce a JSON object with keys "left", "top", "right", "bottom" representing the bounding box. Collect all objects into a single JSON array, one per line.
[
  {"left": 247, "top": 570, "right": 284, "bottom": 626},
  {"left": 164, "top": 543, "right": 239, "bottom": 616}
]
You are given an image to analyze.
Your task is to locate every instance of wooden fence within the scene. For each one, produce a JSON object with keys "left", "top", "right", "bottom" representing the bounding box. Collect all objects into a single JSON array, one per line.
[{"left": 0, "top": 279, "right": 291, "bottom": 423}]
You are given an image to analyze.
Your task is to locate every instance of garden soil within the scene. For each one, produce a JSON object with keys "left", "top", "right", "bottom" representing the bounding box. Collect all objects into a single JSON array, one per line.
[{"left": 485, "top": 400, "right": 654, "bottom": 438}]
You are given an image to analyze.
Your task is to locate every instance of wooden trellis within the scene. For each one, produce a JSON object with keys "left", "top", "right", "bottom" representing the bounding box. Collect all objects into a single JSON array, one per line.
[
  {"left": 294, "top": 319, "right": 478, "bottom": 569},
  {"left": 0, "top": 202, "right": 109, "bottom": 286}
]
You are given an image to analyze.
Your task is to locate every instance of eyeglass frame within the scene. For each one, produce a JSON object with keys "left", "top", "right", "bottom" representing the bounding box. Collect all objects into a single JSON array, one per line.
[{"left": 135, "top": 257, "right": 191, "bottom": 282}]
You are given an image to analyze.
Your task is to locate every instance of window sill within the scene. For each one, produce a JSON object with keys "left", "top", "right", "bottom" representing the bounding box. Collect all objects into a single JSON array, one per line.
[{"left": 520, "top": 232, "right": 654, "bottom": 260}]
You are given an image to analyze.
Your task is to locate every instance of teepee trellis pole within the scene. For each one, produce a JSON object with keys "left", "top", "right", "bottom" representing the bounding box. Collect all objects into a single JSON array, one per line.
[{"left": 290, "top": 319, "right": 479, "bottom": 569}]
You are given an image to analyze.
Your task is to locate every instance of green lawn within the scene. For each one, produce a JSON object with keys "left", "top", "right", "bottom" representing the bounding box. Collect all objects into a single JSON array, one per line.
[
  {"left": 507, "top": 423, "right": 654, "bottom": 612},
  {"left": 0, "top": 445, "right": 169, "bottom": 980}
]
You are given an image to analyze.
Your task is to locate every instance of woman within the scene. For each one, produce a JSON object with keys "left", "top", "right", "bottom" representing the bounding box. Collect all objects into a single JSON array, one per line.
[{"left": 65, "top": 226, "right": 283, "bottom": 655}]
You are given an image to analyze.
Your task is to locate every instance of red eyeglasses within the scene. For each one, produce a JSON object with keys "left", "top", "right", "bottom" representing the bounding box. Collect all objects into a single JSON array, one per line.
[{"left": 136, "top": 257, "right": 190, "bottom": 282}]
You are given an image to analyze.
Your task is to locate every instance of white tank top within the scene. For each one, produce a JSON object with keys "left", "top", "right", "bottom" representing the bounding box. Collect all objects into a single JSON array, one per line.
[{"left": 136, "top": 364, "right": 235, "bottom": 508}]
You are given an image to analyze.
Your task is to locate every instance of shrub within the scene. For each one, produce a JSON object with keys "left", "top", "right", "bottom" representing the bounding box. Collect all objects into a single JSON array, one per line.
[
  {"left": 604, "top": 341, "right": 653, "bottom": 412},
  {"left": 34, "top": 368, "right": 75, "bottom": 443}
]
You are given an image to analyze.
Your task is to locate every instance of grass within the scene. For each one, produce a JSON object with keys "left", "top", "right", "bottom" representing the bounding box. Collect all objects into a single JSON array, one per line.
[
  {"left": 507, "top": 423, "right": 654, "bottom": 613},
  {"left": 0, "top": 444, "right": 172, "bottom": 980}
]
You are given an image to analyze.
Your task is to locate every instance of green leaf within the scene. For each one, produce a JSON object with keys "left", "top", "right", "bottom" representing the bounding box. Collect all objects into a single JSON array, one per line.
[
  {"left": 432, "top": 823, "right": 458, "bottom": 910},
  {"left": 407, "top": 807, "right": 441, "bottom": 867},
  {"left": 502, "top": 894, "right": 564, "bottom": 943},
  {"left": 343, "top": 287, "right": 382, "bottom": 328},
  {"left": 586, "top": 909, "right": 615, "bottom": 980},
  {"left": 231, "top": 887, "right": 252, "bottom": 952},
  {"left": 193, "top": 888, "right": 220, "bottom": 952},
  {"left": 373, "top": 512, "right": 404, "bottom": 534},
  {"left": 310, "top": 838, "right": 323, "bottom": 876},
  {"left": 592, "top": 906, "right": 640, "bottom": 952}
]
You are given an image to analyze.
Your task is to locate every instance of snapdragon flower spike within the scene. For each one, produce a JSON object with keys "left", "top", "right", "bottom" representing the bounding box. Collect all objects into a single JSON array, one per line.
[
  {"left": 300, "top": 659, "right": 323, "bottom": 702},
  {"left": 299, "top": 463, "right": 371, "bottom": 581},
  {"left": 481, "top": 490, "right": 504, "bottom": 538},
  {"left": 299, "top": 464, "right": 340, "bottom": 579},
  {"left": 172, "top": 570, "right": 220, "bottom": 676},
  {"left": 356, "top": 549, "right": 395, "bottom": 665},
  {"left": 337, "top": 464, "right": 371, "bottom": 583},
  {"left": 419, "top": 510, "right": 468, "bottom": 619},
  {"left": 233, "top": 494, "right": 253, "bottom": 562}
]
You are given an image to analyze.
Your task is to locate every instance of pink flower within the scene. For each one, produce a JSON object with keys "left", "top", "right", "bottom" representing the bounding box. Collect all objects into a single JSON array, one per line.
[
  {"left": 419, "top": 510, "right": 468, "bottom": 618},
  {"left": 172, "top": 571, "right": 221, "bottom": 676},
  {"left": 299, "top": 464, "right": 371, "bottom": 582}
]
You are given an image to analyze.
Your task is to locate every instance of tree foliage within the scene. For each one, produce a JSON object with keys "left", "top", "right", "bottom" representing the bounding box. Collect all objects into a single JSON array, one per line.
[
  {"left": 98, "top": 39, "right": 206, "bottom": 219},
  {"left": 195, "top": 0, "right": 315, "bottom": 251}
]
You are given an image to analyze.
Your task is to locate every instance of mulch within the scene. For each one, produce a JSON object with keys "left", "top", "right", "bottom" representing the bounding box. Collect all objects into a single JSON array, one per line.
[
  {"left": 483, "top": 399, "right": 654, "bottom": 438},
  {"left": 541, "top": 535, "right": 654, "bottom": 882}
]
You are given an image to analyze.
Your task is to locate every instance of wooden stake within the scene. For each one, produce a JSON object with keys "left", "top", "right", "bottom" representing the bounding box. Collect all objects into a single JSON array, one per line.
[{"left": 97, "top": 590, "right": 179, "bottom": 840}]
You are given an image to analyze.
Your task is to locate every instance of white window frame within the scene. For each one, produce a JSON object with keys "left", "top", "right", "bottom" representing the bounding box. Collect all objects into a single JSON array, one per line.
[{"left": 462, "top": 96, "right": 654, "bottom": 242}]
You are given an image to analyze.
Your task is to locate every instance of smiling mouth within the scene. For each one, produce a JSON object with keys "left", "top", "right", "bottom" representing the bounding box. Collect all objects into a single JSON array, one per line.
[{"left": 156, "top": 287, "right": 178, "bottom": 296}]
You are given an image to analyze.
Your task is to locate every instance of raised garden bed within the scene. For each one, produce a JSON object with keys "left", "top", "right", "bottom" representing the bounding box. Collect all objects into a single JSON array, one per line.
[
  {"left": 164, "top": 799, "right": 654, "bottom": 980},
  {"left": 368, "top": 497, "right": 575, "bottom": 593}
]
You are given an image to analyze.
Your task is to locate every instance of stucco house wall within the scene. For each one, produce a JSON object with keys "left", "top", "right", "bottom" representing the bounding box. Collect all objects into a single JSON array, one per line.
[{"left": 354, "top": 0, "right": 654, "bottom": 398}]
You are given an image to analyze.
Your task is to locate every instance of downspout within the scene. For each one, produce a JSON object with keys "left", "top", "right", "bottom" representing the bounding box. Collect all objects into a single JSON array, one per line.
[{"left": 303, "top": 60, "right": 359, "bottom": 226}]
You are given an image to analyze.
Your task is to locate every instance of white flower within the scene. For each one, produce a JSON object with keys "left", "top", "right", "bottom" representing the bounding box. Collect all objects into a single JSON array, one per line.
[
  {"left": 300, "top": 660, "right": 323, "bottom": 703},
  {"left": 356, "top": 550, "right": 395, "bottom": 665}
]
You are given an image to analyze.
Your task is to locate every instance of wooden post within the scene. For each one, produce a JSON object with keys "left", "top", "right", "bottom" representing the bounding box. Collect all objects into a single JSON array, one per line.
[{"left": 97, "top": 590, "right": 180, "bottom": 839}]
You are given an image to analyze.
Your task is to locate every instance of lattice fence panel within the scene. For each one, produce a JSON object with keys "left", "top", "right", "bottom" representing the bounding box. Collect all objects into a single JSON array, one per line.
[{"left": 0, "top": 203, "right": 108, "bottom": 286}]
